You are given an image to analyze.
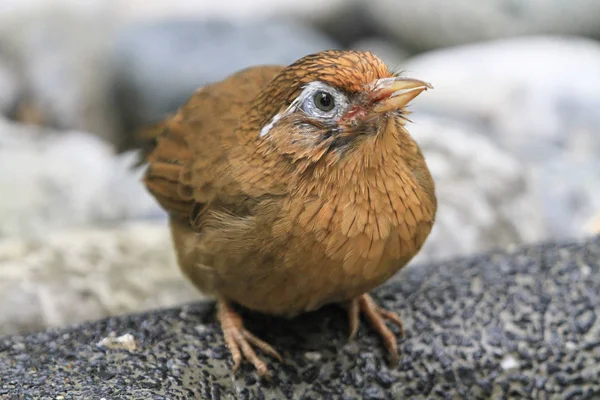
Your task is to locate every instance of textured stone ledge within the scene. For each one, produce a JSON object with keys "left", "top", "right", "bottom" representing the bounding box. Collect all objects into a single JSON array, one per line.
[{"left": 1, "top": 236, "right": 599, "bottom": 399}]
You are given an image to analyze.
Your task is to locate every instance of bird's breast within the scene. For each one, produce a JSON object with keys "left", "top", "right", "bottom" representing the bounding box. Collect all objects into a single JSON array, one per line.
[
  {"left": 181, "top": 127, "right": 437, "bottom": 316},
  {"left": 204, "top": 165, "right": 436, "bottom": 316}
]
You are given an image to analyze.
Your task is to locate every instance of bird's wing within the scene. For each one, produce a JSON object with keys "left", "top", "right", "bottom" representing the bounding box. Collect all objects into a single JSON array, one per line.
[{"left": 143, "top": 65, "right": 285, "bottom": 223}]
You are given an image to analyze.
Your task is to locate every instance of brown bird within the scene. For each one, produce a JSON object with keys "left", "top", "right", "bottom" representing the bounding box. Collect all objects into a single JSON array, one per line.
[{"left": 141, "top": 50, "right": 436, "bottom": 377}]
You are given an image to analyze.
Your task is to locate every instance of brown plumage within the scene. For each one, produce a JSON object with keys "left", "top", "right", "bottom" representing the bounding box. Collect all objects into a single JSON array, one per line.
[{"left": 142, "top": 50, "right": 437, "bottom": 377}]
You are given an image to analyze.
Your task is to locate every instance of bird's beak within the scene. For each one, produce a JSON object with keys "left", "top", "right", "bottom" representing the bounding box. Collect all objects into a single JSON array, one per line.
[{"left": 369, "top": 77, "right": 432, "bottom": 114}]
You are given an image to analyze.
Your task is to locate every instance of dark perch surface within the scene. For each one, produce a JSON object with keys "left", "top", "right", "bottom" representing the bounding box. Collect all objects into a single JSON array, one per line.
[{"left": 1, "top": 237, "right": 600, "bottom": 399}]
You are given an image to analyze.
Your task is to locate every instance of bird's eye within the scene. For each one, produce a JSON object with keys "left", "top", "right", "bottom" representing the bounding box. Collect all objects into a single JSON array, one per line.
[
  {"left": 296, "top": 83, "right": 346, "bottom": 120},
  {"left": 313, "top": 91, "right": 335, "bottom": 112}
]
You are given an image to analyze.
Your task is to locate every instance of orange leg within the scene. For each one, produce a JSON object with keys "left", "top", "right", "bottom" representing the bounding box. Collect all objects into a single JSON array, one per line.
[
  {"left": 217, "top": 299, "right": 282, "bottom": 378},
  {"left": 346, "top": 293, "right": 405, "bottom": 365}
]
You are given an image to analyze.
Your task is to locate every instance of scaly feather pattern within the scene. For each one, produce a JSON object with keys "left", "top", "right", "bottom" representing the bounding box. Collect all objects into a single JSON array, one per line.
[{"left": 141, "top": 50, "right": 437, "bottom": 376}]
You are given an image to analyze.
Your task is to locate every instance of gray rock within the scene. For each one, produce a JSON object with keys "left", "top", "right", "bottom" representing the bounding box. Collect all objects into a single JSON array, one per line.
[
  {"left": 312, "top": 1, "right": 381, "bottom": 47},
  {"left": 403, "top": 36, "right": 600, "bottom": 241},
  {"left": 412, "top": 115, "right": 545, "bottom": 263},
  {"left": 0, "top": 118, "right": 165, "bottom": 239},
  {"left": 112, "top": 18, "right": 339, "bottom": 143},
  {"left": 0, "top": 10, "right": 121, "bottom": 144},
  {"left": 0, "top": 221, "right": 198, "bottom": 337},
  {"left": 112, "top": 0, "right": 348, "bottom": 23},
  {"left": 368, "top": 0, "right": 600, "bottom": 50},
  {"left": 586, "top": 213, "right": 600, "bottom": 235},
  {"left": 0, "top": 55, "right": 19, "bottom": 116},
  {"left": 2, "top": 236, "right": 599, "bottom": 398},
  {"left": 403, "top": 37, "right": 600, "bottom": 161}
]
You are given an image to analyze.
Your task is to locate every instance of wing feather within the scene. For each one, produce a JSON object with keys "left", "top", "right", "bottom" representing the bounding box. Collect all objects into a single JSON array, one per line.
[{"left": 142, "top": 65, "right": 285, "bottom": 225}]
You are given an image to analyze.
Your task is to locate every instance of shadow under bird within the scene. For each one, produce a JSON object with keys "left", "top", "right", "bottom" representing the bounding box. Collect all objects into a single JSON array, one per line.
[{"left": 138, "top": 50, "right": 436, "bottom": 377}]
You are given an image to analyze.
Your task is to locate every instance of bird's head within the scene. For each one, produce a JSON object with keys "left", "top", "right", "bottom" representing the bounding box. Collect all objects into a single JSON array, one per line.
[{"left": 244, "top": 50, "right": 431, "bottom": 170}]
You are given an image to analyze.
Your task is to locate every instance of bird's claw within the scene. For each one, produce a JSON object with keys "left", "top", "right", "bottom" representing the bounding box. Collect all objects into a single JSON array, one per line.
[
  {"left": 218, "top": 300, "right": 282, "bottom": 379},
  {"left": 346, "top": 293, "right": 405, "bottom": 366}
]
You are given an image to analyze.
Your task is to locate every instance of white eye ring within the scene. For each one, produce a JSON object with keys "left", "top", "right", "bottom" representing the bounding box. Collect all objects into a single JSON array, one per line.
[
  {"left": 298, "top": 82, "right": 348, "bottom": 120},
  {"left": 259, "top": 81, "right": 349, "bottom": 138}
]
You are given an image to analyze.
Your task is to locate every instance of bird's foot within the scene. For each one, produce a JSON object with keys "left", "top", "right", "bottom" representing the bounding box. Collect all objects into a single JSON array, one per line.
[
  {"left": 217, "top": 299, "right": 283, "bottom": 378},
  {"left": 346, "top": 293, "right": 405, "bottom": 366}
]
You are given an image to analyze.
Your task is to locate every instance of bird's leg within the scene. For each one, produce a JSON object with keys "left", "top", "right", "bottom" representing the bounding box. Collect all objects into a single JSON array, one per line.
[
  {"left": 217, "top": 298, "right": 283, "bottom": 378},
  {"left": 346, "top": 293, "right": 405, "bottom": 366}
]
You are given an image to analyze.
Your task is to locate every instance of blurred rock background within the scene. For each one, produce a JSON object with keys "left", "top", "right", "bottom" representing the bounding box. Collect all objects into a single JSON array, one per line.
[{"left": 0, "top": 0, "right": 599, "bottom": 336}]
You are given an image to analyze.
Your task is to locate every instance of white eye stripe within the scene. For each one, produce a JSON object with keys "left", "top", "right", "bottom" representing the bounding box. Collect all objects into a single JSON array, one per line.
[
  {"left": 259, "top": 81, "right": 349, "bottom": 138},
  {"left": 259, "top": 112, "right": 283, "bottom": 137}
]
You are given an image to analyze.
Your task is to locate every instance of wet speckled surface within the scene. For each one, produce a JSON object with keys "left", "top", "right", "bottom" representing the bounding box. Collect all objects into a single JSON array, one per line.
[{"left": 1, "top": 236, "right": 600, "bottom": 399}]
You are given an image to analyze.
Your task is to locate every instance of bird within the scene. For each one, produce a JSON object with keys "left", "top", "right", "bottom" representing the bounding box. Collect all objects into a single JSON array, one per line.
[{"left": 139, "top": 50, "right": 437, "bottom": 378}]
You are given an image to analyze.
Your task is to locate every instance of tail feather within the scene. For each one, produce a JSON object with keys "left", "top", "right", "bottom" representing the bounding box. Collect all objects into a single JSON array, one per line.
[
  {"left": 126, "top": 121, "right": 168, "bottom": 167},
  {"left": 133, "top": 115, "right": 195, "bottom": 217}
]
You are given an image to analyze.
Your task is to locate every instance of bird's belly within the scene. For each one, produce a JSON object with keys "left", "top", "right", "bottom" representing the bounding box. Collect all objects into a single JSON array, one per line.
[
  {"left": 221, "top": 264, "right": 389, "bottom": 317},
  {"left": 215, "top": 239, "right": 402, "bottom": 317},
  {"left": 171, "top": 199, "right": 431, "bottom": 317}
]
